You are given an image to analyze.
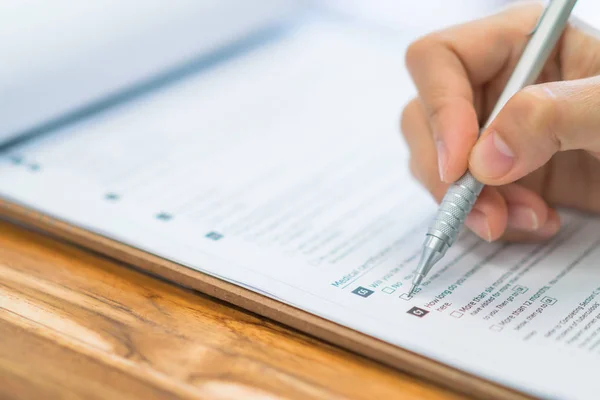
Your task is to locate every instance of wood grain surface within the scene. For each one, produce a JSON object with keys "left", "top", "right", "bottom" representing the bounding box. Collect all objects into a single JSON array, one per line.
[{"left": 0, "top": 220, "right": 468, "bottom": 400}]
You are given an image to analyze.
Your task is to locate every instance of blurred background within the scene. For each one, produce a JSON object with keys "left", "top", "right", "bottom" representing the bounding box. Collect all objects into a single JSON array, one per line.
[
  {"left": 316, "top": 0, "right": 512, "bottom": 32},
  {"left": 317, "top": 0, "right": 600, "bottom": 32},
  {"left": 2, "top": 0, "right": 600, "bottom": 144}
]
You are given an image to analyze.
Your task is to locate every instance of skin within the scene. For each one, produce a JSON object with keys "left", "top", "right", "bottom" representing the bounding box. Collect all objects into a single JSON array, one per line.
[{"left": 400, "top": 2, "right": 600, "bottom": 243}]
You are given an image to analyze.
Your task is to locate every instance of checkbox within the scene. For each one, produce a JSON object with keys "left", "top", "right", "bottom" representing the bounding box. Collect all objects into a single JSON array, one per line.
[
  {"left": 541, "top": 296, "right": 557, "bottom": 305},
  {"left": 450, "top": 311, "right": 463, "bottom": 318},
  {"left": 512, "top": 285, "right": 529, "bottom": 294},
  {"left": 399, "top": 293, "right": 412, "bottom": 301},
  {"left": 382, "top": 287, "right": 396, "bottom": 294},
  {"left": 490, "top": 325, "right": 503, "bottom": 332}
]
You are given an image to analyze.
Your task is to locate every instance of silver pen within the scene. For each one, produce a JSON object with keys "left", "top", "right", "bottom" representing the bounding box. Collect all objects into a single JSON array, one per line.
[{"left": 408, "top": 0, "right": 578, "bottom": 297}]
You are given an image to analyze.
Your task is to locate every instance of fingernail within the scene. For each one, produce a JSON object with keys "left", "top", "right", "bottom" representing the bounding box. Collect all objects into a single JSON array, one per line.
[
  {"left": 507, "top": 206, "right": 539, "bottom": 231},
  {"left": 538, "top": 216, "right": 561, "bottom": 237},
  {"left": 470, "top": 131, "right": 515, "bottom": 179},
  {"left": 465, "top": 210, "right": 492, "bottom": 242},
  {"left": 436, "top": 140, "right": 448, "bottom": 182}
]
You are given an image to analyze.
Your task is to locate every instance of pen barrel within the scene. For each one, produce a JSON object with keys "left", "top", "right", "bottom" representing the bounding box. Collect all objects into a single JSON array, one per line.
[{"left": 426, "top": 172, "right": 484, "bottom": 247}]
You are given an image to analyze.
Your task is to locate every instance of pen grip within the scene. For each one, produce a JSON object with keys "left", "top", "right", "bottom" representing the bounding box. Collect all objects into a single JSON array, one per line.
[{"left": 427, "top": 172, "right": 484, "bottom": 246}]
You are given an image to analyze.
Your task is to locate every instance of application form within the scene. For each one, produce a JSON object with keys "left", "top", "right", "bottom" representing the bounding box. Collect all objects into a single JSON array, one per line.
[{"left": 1, "top": 18, "right": 599, "bottom": 400}]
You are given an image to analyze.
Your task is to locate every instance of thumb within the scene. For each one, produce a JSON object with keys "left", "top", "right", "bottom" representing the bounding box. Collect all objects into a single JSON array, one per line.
[{"left": 469, "top": 76, "right": 600, "bottom": 185}]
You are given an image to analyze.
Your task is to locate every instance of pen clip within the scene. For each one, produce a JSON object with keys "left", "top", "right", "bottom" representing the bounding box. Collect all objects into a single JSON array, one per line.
[{"left": 527, "top": 3, "right": 550, "bottom": 36}]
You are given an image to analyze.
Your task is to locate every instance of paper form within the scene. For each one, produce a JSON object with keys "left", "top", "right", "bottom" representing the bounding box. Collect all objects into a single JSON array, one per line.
[{"left": 1, "top": 18, "right": 600, "bottom": 400}]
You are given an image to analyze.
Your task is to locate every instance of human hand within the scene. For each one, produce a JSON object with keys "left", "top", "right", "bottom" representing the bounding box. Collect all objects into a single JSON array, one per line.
[{"left": 401, "top": 2, "right": 600, "bottom": 242}]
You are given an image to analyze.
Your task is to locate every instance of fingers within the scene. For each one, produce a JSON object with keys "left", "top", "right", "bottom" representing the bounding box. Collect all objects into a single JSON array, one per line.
[
  {"left": 497, "top": 184, "right": 560, "bottom": 238},
  {"left": 404, "top": 3, "right": 543, "bottom": 183},
  {"left": 469, "top": 76, "right": 600, "bottom": 186},
  {"left": 402, "top": 98, "right": 448, "bottom": 200},
  {"left": 402, "top": 97, "right": 504, "bottom": 239},
  {"left": 464, "top": 187, "right": 507, "bottom": 242},
  {"left": 401, "top": 98, "right": 562, "bottom": 242},
  {"left": 502, "top": 208, "right": 561, "bottom": 243},
  {"left": 497, "top": 184, "right": 548, "bottom": 231},
  {"left": 465, "top": 183, "right": 562, "bottom": 242},
  {"left": 468, "top": 185, "right": 560, "bottom": 242}
]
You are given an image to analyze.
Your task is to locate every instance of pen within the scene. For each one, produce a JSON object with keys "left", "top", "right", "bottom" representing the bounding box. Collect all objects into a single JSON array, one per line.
[{"left": 408, "top": 0, "right": 578, "bottom": 298}]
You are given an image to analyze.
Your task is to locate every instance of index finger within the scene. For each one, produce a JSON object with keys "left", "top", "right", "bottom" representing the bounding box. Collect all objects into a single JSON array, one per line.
[{"left": 404, "top": 3, "right": 543, "bottom": 183}]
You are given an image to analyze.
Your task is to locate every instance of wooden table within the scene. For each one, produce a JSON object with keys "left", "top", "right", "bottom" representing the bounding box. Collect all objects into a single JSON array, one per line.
[{"left": 0, "top": 220, "right": 466, "bottom": 400}]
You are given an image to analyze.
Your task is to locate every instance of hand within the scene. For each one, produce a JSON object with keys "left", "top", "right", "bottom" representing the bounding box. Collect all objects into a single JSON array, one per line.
[{"left": 401, "top": 2, "right": 600, "bottom": 242}]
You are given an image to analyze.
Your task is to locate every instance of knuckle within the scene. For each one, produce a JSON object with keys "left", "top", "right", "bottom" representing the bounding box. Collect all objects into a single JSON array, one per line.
[
  {"left": 400, "top": 98, "right": 420, "bottom": 133},
  {"left": 508, "top": 89, "right": 539, "bottom": 118},
  {"left": 404, "top": 40, "right": 422, "bottom": 69},
  {"left": 405, "top": 35, "right": 436, "bottom": 69},
  {"left": 523, "top": 88, "right": 561, "bottom": 149},
  {"left": 501, "top": 88, "right": 560, "bottom": 150},
  {"left": 521, "top": 87, "right": 556, "bottom": 123},
  {"left": 424, "top": 93, "right": 447, "bottom": 126}
]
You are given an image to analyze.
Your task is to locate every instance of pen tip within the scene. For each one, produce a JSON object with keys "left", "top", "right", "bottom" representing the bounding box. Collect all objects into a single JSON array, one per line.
[{"left": 407, "top": 285, "right": 418, "bottom": 298}]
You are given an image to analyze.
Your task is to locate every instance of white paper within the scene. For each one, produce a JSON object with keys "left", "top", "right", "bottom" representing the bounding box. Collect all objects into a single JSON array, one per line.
[{"left": 2, "top": 18, "right": 600, "bottom": 400}]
